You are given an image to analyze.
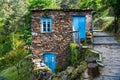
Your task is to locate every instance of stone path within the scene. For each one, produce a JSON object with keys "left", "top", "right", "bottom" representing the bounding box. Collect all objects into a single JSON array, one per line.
[{"left": 93, "top": 31, "right": 120, "bottom": 80}]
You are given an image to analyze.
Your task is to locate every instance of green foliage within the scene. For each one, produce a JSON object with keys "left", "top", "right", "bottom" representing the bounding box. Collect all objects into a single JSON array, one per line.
[
  {"left": 83, "top": 39, "right": 88, "bottom": 45},
  {"left": 79, "top": 0, "right": 102, "bottom": 10},
  {"left": 79, "top": 0, "right": 120, "bottom": 32},
  {"left": 67, "top": 62, "right": 87, "bottom": 80},
  {"left": 0, "top": 54, "right": 32, "bottom": 80},
  {"left": 21, "top": 12, "right": 32, "bottom": 46},
  {"left": 0, "top": 0, "right": 30, "bottom": 56},
  {"left": 28, "top": 0, "right": 50, "bottom": 9},
  {"left": 80, "top": 49, "right": 95, "bottom": 61},
  {"left": 70, "top": 43, "right": 80, "bottom": 65},
  {"left": 27, "top": 0, "right": 60, "bottom": 9},
  {"left": 60, "top": 0, "right": 81, "bottom": 9},
  {"left": 80, "top": 61, "right": 87, "bottom": 70},
  {"left": 56, "top": 66, "right": 63, "bottom": 73},
  {"left": 0, "top": 43, "right": 28, "bottom": 70},
  {"left": 101, "top": 0, "right": 120, "bottom": 32},
  {"left": 103, "top": 0, "right": 120, "bottom": 16},
  {"left": 94, "top": 17, "right": 114, "bottom": 30},
  {"left": 0, "top": 42, "right": 12, "bottom": 56}
]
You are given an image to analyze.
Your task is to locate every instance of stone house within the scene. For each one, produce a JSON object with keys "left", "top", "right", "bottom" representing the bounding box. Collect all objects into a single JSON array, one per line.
[{"left": 31, "top": 9, "right": 92, "bottom": 73}]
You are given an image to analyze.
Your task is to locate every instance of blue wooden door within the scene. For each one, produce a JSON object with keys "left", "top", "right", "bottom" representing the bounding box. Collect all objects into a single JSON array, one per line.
[
  {"left": 43, "top": 53, "right": 56, "bottom": 73},
  {"left": 72, "top": 16, "right": 86, "bottom": 41}
]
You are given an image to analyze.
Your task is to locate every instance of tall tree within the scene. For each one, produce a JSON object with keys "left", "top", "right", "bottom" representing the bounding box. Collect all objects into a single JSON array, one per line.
[
  {"left": 102, "top": 0, "right": 120, "bottom": 33},
  {"left": 109, "top": 0, "right": 120, "bottom": 33}
]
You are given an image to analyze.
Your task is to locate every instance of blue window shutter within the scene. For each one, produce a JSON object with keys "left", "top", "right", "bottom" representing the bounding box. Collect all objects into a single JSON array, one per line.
[
  {"left": 41, "top": 18, "right": 44, "bottom": 33},
  {"left": 46, "top": 20, "right": 48, "bottom": 32},
  {"left": 50, "top": 19, "right": 52, "bottom": 32}
]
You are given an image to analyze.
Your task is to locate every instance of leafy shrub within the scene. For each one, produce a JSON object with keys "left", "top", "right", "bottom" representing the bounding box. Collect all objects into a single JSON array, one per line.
[
  {"left": 0, "top": 46, "right": 28, "bottom": 70},
  {"left": 0, "top": 55, "right": 32, "bottom": 80},
  {"left": 70, "top": 43, "right": 80, "bottom": 66},
  {"left": 56, "top": 66, "right": 63, "bottom": 73},
  {"left": 80, "top": 49, "right": 94, "bottom": 61},
  {"left": 0, "top": 42, "right": 12, "bottom": 56}
]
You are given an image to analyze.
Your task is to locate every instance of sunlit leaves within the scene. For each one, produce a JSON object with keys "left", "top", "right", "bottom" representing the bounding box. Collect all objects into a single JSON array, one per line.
[
  {"left": 28, "top": 0, "right": 52, "bottom": 9},
  {"left": 27, "top": 0, "right": 60, "bottom": 9},
  {"left": 0, "top": 0, "right": 28, "bottom": 55}
]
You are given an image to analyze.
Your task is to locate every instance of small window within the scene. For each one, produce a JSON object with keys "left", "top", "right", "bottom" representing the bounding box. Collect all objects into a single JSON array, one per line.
[
  {"left": 48, "top": 22, "right": 50, "bottom": 31},
  {"left": 43, "top": 22, "right": 46, "bottom": 31},
  {"left": 41, "top": 18, "right": 52, "bottom": 33}
]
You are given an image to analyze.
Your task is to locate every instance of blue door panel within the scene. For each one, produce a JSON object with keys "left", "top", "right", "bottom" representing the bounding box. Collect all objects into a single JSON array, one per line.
[
  {"left": 43, "top": 53, "right": 56, "bottom": 73},
  {"left": 72, "top": 16, "right": 86, "bottom": 40}
]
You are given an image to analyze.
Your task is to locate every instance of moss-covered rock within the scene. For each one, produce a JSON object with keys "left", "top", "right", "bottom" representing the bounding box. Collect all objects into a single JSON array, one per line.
[{"left": 67, "top": 65, "right": 85, "bottom": 80}]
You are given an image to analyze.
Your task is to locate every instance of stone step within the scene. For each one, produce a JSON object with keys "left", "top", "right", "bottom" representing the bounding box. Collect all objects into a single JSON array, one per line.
[
  {"left": 92, "top": 30, "right": 103, "bottom": 32},
  {"left": 103, "top": 67, "right": 120, "bottom": 70},
  {"left": 93, "top": 35, "right": 113, "bottom": 37},
  {"left": 105, "top": 64, "right": 120, "bottom": 66},
  {"left": 89, "top": 50, "right": 100, "bottom": 54},
  {"left": 104, "top": 59, "right": 120, "bottom": 61},
  {"left": 103, "top": 68, "right": 120, "bottom": 71},
  {"left": 103, "top": 72, "right": 120, "bottom": 76},
  {"left": 103, "top": 60, "right": 120, "bottom": 64},
  {"left": 103, "top": 65, "right": 120, "bottom": 69},
  {"left": 93, "top": 43, "right": 120, "bottom": 46},
  {"left": 82, "top": 46, "right": 92, "bottom": 49},
  {"left": 102, "top": 70, "right": 120, "bottom": 76},
  {"left": 104, "top": 57, "right": 120, "bottom": 59},
  {"left": 110, "top": 46, "right": 120, "bottom": 49},
  {"left": 103, "top": 76, "right": 120, "bottom": 80}
]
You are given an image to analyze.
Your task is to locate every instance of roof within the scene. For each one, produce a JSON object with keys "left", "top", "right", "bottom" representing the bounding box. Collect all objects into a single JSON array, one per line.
[{"left": 31, "top": 9, "right": 92, "bottom": 12}]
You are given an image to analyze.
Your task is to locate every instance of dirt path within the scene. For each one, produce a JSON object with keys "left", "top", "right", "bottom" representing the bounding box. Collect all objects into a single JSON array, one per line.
[{"left": 93, "top": 31, "right": 120, "bottom": 80}]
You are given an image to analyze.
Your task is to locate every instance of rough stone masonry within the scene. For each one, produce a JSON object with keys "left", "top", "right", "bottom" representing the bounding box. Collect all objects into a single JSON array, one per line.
[{"left": 31, "top": 9, "right": 92, "bottom": 68}]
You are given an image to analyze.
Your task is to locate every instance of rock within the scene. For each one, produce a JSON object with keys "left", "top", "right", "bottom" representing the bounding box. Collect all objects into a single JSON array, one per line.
[
  {"left": 84, "top": 69, "right": 90, "bottom": 79},
  {"left": 66, "top": 66, "right": 74, "bottom": 74},
  {"left": 57, "top": 71, "right": 67, "bottom": 77},
  {"left": 86, "top": 57, "right": 96, "bottom": 63},
  {"left": 67, "top": 65, "right": 84, "bottom": 80},
  {"left": 37, "top": 71, "right": 52, "bottom": 80},
  {"left": 87, "top": 63, "right": 99, "bottom": 77},
  {"left": 62, "top": 75, "right": 67, "bottom": 80},
  {"left": 52, "top": 75, "right": 62, "bottom": 80}
]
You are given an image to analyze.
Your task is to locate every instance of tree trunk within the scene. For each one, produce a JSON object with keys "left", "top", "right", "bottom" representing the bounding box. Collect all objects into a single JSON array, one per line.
[{"left": 114, "top": 16, "right": 118, "bottom": 33}]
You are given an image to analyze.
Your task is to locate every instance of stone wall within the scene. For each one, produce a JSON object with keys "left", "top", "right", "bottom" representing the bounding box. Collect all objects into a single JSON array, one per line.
[{"left": 31, "top": 9, "right": 92, "bottom": 67}]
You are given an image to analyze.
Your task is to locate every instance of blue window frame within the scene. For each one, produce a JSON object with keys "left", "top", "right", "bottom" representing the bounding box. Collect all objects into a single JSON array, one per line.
[{"left": 41, "top": 18, "right": 52, "bottom": 33}]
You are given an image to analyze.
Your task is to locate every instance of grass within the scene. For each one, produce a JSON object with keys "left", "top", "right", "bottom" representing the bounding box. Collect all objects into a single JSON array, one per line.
[{"left": 0, "top": 54, "right": 32, "bottom": 80}]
